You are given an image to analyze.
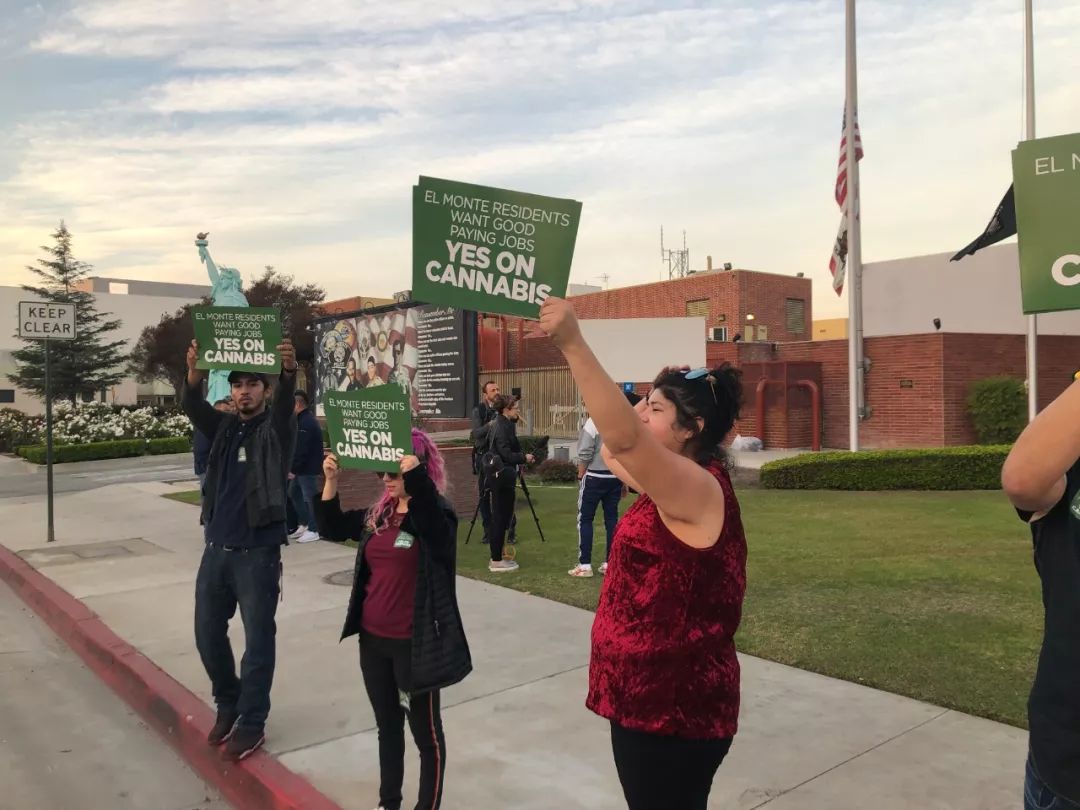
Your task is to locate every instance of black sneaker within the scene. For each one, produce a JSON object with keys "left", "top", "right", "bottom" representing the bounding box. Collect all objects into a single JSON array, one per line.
[
  {"left": 222, "top": 725, "right": 266, "bottom": 761},
  {"left": 207, "top": 708, "right": 239, "bottom": 746}
]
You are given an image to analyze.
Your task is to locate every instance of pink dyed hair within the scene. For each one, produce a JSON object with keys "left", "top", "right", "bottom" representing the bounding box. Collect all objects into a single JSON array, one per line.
[{"left": 365, "top": 428, "right": 447, "bottom": 533}]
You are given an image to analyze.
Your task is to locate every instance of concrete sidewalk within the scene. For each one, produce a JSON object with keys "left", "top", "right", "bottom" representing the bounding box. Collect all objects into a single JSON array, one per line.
[{"left": 0, "top": 481, "right": 1027, "bottom": 809}]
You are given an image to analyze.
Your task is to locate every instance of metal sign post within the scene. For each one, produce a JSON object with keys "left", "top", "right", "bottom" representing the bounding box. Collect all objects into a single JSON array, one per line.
[
  {"left": 45, "top": 339, "right": 54, "bottom": 542},
  {"left": 18, "top": 301, "right": 77, "bottom": 543}
]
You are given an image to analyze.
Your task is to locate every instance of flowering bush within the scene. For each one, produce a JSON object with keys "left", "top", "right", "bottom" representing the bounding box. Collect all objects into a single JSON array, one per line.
[
  {"left": 1, "top": 402, "right": 191, "bottom": 451},
  {"left": 0, "top": 408, "right": 43, "bottom": 453}
]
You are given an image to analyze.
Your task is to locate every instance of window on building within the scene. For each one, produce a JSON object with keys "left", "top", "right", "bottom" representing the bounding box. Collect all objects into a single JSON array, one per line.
[
  {"left": 685, "top": 299, "right": 709, "bottom": 318},
  {"left": 708, "top": 326, "right": 728, "bottom": 342},
  {"left": 785, "top": 298, "right": 807, "bottom": 335},
  {"left": 0, "top": 390, "right": 14, "bottom": 404}
]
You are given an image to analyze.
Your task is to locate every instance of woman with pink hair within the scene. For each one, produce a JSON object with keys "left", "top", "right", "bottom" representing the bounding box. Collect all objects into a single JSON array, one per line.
[{"left": 315, "top": 429, "right": 471, "bottom": 810}]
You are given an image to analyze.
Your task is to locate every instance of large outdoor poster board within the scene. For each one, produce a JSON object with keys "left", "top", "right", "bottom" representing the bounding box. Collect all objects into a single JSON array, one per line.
[{"left": 312, "top": 304, "right": 476, "bottom": 420}]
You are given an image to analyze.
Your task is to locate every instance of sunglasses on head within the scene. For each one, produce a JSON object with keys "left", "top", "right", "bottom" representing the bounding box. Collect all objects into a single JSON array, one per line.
[{"left": 680, "top": 367, "right": 718, "bottom": 404}]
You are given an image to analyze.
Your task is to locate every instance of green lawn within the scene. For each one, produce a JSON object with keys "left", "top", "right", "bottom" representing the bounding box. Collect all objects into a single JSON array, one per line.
[
  {"left": 164, "top": 490, "right": 201, "bottom": 506},
  {"left": 163, "top": 482, "right": 1042, "bottom": 727},
  {"left": 454, "top": 484, "right": 1041, "bottom": 729}
]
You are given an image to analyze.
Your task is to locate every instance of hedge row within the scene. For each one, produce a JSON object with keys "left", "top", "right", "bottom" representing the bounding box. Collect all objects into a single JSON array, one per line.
[
  {"left": 18, "top": 436, "right": 192, "bottom": 465},
  {"left": 759, "top": 446, "right": 1011, "bottom": 491},
  {"left": 535, "top": 459, "right": 578, "bottom": 483}
]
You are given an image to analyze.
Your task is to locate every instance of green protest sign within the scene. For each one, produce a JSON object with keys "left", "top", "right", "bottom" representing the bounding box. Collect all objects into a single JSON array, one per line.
[
  {"left": 323, "top": 387, "right": 413, "bottom": 472},
  {"left": 1012, "top": 132, "right": 1080, "bottom": 314},
  {"left": 192, "top": 306, "right": 283, "bottom": 373},
  {"left": 412, "top": 176, "right": 582, "bottom": 319}
]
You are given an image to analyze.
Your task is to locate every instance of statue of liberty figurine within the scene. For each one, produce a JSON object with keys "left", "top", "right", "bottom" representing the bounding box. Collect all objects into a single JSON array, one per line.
[{"left": 195, "top": 233, "right": 249, "bottom": 405}]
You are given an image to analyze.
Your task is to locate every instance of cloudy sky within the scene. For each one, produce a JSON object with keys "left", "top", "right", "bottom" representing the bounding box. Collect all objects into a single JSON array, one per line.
[{"left": 2, "top": 0, "right": 1079, "bottom": 317}]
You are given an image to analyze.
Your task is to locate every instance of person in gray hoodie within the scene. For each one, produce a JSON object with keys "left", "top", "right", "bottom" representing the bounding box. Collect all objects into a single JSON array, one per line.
[{"left": 569, "top": 390, "right": 639, "bottom": 577}]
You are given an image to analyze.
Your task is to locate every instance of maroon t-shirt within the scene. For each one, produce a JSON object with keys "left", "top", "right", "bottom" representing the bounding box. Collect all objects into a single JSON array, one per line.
[{"left": 361, "top": 513, "right": 420, "bottom": 639}]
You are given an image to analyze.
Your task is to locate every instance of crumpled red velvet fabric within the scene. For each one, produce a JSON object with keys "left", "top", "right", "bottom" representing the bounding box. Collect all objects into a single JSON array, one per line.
[{"left": 586, "top": 462, "right": 747, "bottom": 739}]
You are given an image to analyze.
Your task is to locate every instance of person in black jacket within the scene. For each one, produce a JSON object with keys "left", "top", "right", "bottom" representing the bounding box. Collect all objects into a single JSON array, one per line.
[
  {"left": 194, "top": 398, "right": 234, "bottom": 503},
  {"left": 484, "top": 395, "right": 534, "bottom": 573},
  {"left": 315, "top": 428, "right": 470, "bottom": 810},
  {"left": 470, "top": 380, "right": 499, "bottom": 543},
  {"left": 287, "top": 390, "right": 324, "bottom": 544},
  {"left": 182, "top": 338, "right": 297, "bottom": 762}
]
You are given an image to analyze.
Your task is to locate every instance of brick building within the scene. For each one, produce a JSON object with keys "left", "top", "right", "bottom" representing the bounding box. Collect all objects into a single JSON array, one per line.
[
  {"left": 479, "top": 267, "right": 813, "bottom": 371},
  {"left": 482, "top": 245, "right": 1080, "bottom": 450}
]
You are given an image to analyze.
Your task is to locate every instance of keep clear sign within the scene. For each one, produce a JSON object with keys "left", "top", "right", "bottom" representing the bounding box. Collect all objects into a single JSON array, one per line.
[
  {"left": 18, "top": 301, "right": 76, "bottom": 339},
  {"left": 323, "top": 386, "right": 413, "bottom": 472}
]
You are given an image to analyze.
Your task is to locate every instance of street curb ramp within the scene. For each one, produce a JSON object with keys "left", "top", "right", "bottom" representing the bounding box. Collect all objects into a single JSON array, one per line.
[{"left": 0, "top": 544, "right": 342, "bottom": 810}]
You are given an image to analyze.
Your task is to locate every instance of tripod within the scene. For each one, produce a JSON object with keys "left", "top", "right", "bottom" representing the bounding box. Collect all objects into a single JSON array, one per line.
[{"left": 466, "top": 471, "right": 546, "bottom": 547}]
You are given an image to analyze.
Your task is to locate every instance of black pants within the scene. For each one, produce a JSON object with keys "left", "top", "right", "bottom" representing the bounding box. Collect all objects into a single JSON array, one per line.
[
  {"left": 610, "top": 722, "right": 732, "bottom": 810},
  {"left": 477, "top": 474, "right": 515, "bottom": 544},
  {"left": 487, "top": 481, "right": 517, "bottom": 562},
  {"left": 194, "top": 543, "right": 281, "bottom": 729},
  {"left": 360, "top": 632, "right": 446, "bottom": 810}
]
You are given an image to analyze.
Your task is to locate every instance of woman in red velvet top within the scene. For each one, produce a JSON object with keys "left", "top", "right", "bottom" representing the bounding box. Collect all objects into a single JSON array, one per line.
[{"left": 538, "top": 297, "right": 747, "bottom": 810}]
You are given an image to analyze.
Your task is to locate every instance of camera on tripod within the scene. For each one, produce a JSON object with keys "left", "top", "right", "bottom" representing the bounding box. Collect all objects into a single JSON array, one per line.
[{"left": 467, "top": 435, "right": 549, "bottom": 546}]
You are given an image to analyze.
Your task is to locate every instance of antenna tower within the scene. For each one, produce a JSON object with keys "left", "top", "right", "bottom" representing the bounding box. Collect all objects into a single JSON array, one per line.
[{"left": 660, "top": 226, "right": 689, "bottom": 280}]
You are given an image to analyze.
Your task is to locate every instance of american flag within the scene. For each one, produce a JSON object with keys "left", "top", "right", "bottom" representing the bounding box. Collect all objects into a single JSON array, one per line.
[{"left": 829, "top": 106, "right": 863, "bottom": 295}]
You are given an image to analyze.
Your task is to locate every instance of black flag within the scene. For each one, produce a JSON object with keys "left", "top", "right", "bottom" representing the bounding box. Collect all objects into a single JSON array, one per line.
[{"left": 950, "top": 185, "right": 1016, "bottom": 261}]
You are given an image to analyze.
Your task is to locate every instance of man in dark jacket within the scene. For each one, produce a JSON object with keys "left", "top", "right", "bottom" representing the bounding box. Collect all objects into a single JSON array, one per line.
[
  {"left": 287, "top": 390, "right": 324, "bottom": 544},
  {"left": 182, "top": 337, "right": 297, "bottom": 762}
]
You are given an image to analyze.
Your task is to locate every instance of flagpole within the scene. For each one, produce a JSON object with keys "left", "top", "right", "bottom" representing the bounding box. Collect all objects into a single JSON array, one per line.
[
  {"left": 846, "top": 0, "right": 862, "bottom": 451},
  {"left": 1024, "top": 0, "right": 1038, "bottom": 421}
]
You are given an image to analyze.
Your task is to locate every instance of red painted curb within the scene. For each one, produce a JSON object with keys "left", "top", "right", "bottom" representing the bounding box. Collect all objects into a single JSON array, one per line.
[{"left": 0, "top": 544, "right": 343, "bottom": 810}]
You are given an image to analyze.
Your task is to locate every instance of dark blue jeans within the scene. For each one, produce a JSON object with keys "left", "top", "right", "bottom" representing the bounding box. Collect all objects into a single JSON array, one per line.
[
  {"left": 577, "top": 473, "right": 622, "bottom": 565},
  {"left": 1026, "top": 754, "right": 1080, "bottom": 810},
  {"left": 288, "top": 475, "right": 321, "bottom": 533},
  {"left": 194, "top": 543, "right": 281, "bottom": 730}
]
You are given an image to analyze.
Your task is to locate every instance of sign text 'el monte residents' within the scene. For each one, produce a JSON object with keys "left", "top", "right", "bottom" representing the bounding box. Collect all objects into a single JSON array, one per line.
[
  {"left": 1011, "top": 131, "right": 1080, "bottom": 314},
  {"left": 412, "top": 176, "right": 582, "bottom": 319},
  {"left": 323, "top": 387, "right": 413, "bottom": 472},
  {"left": 192, "top": 306, "right": 282, "bottom": 373}
]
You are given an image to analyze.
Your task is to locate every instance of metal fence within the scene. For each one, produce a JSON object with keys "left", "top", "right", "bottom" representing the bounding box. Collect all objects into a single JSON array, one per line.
[{"left": 481, "top": 367, "right": 582, "bottom": 438}]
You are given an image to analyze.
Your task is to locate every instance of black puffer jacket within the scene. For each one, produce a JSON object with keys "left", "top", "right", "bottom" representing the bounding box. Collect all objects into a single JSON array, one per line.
[
  {"left": 485, "top": 413, "right": 527, "bottom": 489},
  {"left": 314, "top": 465, "right": 472, "bottom": 694}
]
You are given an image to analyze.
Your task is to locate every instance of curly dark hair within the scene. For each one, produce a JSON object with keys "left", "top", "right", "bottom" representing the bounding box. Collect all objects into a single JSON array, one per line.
[{"left": 649, "top": 364, "right": 743, "bottom": 466}]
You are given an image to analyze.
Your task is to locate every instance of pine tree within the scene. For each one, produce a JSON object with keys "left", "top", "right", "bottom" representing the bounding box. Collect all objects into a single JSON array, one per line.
[{"left": 8, "top": 222, "right": 128, "bottom": 404}]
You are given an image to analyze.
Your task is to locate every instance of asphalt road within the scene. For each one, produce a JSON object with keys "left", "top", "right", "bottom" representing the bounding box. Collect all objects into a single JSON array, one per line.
[
  {"left": 0, "top": 452, "right": 197, "bottom": 499},
  {"left": 0, "top": 578, "right": 227, "bottom": 810}
]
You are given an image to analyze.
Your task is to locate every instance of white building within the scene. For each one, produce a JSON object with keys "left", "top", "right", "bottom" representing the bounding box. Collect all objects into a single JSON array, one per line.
[
  {"left": 1, "top": 277, "right": 211, "bottom": 414},
  {"left": 863, "top": 243, "right": 1080, "bottom": 337}
]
